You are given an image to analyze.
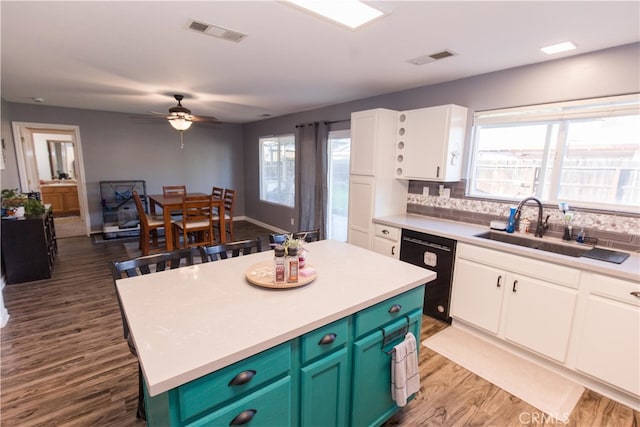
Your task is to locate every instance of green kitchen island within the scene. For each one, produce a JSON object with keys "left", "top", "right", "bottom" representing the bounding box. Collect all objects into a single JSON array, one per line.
[{"left": 116, "top": 239, "right": 435, "bottom": 426}]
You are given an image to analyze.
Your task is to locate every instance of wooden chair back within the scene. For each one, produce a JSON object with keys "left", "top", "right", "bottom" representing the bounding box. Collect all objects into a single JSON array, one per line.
[
  {"left": 199, "top": 238, "right": 262, "bottom": 262},
  {"left": 162, "top": 185, "right": 186, "bottom": 197},
  {"left": 175, "top": 194, "right": 215, "bottom": 248},
  {"left": 132, "top": 191, "right": 166, "bottom": 255},
  {"left": 223, "top": 188, "right": 236, "bottom": 215},
  {"left": 211, "top": 186, "right": 224, "bottom": 200},
  {"left": 132, "top": 191, "right": 148, "bottom": 227}
]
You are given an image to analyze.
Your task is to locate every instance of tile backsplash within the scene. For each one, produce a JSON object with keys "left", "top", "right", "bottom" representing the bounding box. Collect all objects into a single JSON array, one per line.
[{"left": 407, "top": 180, "right": 640, "bottom": 252}]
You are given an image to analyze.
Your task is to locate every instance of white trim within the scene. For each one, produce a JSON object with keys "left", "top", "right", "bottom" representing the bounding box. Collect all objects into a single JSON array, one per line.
[{"left": 11, "top": 122, "right": 90, "bottom": 236}]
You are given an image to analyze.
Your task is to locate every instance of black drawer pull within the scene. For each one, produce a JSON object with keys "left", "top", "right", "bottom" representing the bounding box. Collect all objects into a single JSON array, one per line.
[
  {"left": 496, "top": 275, "right": 502, "bottom": 288},
  {"left": 228, "top": 370, "right": 256, "bottom": 386},
  {"left": 388, "top": 304, "right": 402, "bottom": 313},
  {"left": 382, "top": 229, "right": 390, "bottom": 235},
  {"left": 318, "top": 333, "right": 337, "bottom": 345},
  {"left": 512, "top": 280, "right": 518, "bottom": 293},
  {"left": 229, "top": 409, "right": 257, "bottom": 426},
  {"left": 631, "top": 291, "right": 640, "bottom": 298}
]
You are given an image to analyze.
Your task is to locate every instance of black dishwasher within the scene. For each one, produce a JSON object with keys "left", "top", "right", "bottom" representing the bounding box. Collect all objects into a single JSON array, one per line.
[{"left": 399, "top": 229, "right": 456, "bottom": 323}]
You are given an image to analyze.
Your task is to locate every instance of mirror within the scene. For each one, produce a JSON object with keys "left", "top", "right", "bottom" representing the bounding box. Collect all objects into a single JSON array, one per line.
[{"left": 47, "top": 140, "right": 76, "bottom": 180}]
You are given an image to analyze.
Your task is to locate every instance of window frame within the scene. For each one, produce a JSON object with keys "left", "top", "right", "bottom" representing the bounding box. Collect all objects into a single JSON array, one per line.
[
  {"left": 258, "top": 133, "right": 296, "bottom": 208},
  {"left": 466, "top": 94, "right": 640, "bottom": 212}
]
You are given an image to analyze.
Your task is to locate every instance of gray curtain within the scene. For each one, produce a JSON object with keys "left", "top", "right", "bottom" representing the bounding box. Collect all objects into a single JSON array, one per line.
[{"left": 296, "top": 121, "right": 328, "bottom": 237}]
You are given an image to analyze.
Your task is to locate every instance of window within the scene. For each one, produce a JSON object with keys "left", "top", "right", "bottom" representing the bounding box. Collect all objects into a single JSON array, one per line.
[
  {"left": 327, "top": 130, "right": 351, "bottom": 241},
  {"left": 259, "top": 134, "right": 295, "bottom": 207},
  {"left": 467, "top": 94, "right": 640, "bottom": 211}
]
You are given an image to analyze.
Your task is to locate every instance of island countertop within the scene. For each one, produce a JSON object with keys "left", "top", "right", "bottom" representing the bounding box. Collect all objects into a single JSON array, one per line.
[{"left": 116, "top": 239, "right": 435, "bottom": 396}]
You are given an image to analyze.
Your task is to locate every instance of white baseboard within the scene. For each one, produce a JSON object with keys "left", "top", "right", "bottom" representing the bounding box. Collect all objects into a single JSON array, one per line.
[{"left": 240, "top": 216, "right": 289, "bottom": 234}]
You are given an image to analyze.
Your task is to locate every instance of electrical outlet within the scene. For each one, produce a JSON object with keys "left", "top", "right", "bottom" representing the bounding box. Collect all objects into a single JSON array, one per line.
[
  {"left": 290, "top": 218, "right": 294, "bottom": 226},
  {"left": 422, "top": 187, "right": 429, "bottom": 196},
  {"left": 443, "top": 188, "right": 451, "bottom": 198}
]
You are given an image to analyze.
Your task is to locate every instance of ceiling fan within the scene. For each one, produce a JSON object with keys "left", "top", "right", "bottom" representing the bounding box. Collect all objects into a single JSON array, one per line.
[{"left": 135, "top": 94, "right": 220, "bottom": 148}]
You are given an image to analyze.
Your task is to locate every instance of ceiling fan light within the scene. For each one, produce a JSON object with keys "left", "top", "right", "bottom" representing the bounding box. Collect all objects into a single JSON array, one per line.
[{"left": 169, "top": 117, "right": 193, "bottom": 131}]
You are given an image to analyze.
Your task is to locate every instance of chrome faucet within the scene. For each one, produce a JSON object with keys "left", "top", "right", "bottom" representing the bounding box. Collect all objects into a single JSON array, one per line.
[{"left": 515, "top": 197, "right": 550, "bottom": 238}]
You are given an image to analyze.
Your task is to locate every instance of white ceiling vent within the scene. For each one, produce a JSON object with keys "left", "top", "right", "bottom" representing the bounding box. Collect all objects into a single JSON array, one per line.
[
  {"left": 186, "top": 19, "right": 247, "bottom": 43},
  {"left": 407, "top": 50, "right": 456, "bottom": 66}
]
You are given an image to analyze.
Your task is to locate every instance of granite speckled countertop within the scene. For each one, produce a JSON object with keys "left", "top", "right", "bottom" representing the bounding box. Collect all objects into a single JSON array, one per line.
[{"left": 375, "top": 214, "right": 639, "bottom": 282}]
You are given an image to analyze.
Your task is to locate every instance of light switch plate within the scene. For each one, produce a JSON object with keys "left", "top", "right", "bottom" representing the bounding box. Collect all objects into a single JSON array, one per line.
[{"left": 422, "top": 187, "right": 429, "bottom": 196}]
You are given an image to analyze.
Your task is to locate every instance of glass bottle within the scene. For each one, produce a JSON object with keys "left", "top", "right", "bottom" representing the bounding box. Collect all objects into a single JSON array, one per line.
[
  {"left": 273, "top": 246, "right": 286, "bottom": 284},
  {"left": 287, "top": 246, "right": 299, "bottom": 283}
]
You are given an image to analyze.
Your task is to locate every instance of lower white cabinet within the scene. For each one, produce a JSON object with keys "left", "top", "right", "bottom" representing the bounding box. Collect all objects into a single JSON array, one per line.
[
  {"left": 503, "top": 274, "right": 577, "bottom": 363},
  {"left": 347, "top": 176, "right": 375, "bottom": 249},
  {"left": 450, "top": 257, "right": 504, "bottom": 334},
  {"left": 575, "top": 273, "right": 640, "bottom": 396},
  {"left": 451, "top": 243, "right": 579, "bottom": 363},
  {"left": 372, "top": 224, "right": 400, "bottom": 259}
]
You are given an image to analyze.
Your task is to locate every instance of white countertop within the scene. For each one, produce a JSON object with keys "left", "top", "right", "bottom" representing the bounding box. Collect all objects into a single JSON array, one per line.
[
  {"left": 116, "top": 239, "right": 435, "bottom": 396},
  {"left": 375, "top": 214, "right": 640, "bottom": 282}
]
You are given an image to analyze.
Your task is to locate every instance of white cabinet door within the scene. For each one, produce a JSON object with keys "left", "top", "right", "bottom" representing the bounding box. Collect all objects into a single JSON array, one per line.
[
  {"left": 373, "top": 237, "right": 399, "bottom": 259},
  {"left": 504, "top": 275, "right": 578, "bottom": 363},
  {"left": 575, "top": 275, "right": 640, "bottom": 396},
  {"left": 347, "top": 176, "right": 374, "bottom": 249},
  {"left": 450, "top": 258, "right": 505, "bottom": 334},
  {"left": 350, "top": 111, "right": 378, "bottom": 176},
  {"left": 395, "top": 105, "right": 467, "bottom": 182}
]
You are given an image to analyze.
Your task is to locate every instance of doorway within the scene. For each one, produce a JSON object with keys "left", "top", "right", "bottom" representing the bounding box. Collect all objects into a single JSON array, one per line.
[
  {"left": 11, "top": 122, "right": 89, "bottom": 237},
  {"left": 327, "top": 129, "right": 351, "bottom": 241}
]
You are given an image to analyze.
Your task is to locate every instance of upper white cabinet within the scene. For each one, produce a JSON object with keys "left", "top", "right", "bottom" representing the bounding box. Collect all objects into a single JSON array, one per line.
[
  {"left": 395, "top": 104, "right": 468, "bottom": 182},
  {"left": 347, "top": 109, "right": 407, "bottom": 250}
]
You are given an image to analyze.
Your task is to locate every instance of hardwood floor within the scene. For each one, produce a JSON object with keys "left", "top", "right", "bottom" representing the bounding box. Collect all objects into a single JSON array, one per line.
[{"left": 2, "top": 224, "right": 638, "bottom": 426}]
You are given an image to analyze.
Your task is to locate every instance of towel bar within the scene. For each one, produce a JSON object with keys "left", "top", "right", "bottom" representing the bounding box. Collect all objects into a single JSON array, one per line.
[{"left": 382, "top": 315, "right": 411, "bottom": 355}]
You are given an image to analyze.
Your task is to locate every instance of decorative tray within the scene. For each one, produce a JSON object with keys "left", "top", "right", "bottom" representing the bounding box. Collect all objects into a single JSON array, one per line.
[{"left": 245, "top": 261, "right": 317, "bottom": 289}]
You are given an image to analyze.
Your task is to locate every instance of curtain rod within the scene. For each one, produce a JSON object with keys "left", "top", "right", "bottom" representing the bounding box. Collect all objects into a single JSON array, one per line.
[{"left": 324, "top": 119, "right": 350, "bottom": 125}]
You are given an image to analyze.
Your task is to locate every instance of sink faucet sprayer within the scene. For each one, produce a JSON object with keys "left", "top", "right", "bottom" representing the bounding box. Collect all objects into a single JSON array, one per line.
[{"left": 514, "top": 197, "right": 549, "bottom": 238}]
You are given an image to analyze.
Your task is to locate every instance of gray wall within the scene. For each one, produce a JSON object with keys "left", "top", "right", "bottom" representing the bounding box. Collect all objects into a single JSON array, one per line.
[
  {"left": 1, "top": 98, "right": 20, "bottom": 190},
  {"left": 243, "top": 43, "right": 640, "bottom": 231},
  {"left": 2, "top": 103, "right": 244, "bottom": 232}
]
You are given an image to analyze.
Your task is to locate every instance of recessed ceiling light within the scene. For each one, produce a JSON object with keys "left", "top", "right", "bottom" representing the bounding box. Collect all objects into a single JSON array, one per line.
[
  {"left": 541, "top": 41, "right": 576, "bottom": 55},
  {"left": 286, "top": 0, "right": 384, "bottom": 29}
]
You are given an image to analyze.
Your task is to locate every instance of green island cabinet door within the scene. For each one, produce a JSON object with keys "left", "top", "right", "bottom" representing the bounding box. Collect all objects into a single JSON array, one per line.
[
  {"left": 300, "top": 348, "right": 350, "bottom": 426},
  {"left": 351, "top": 310, "right": 422, "bottom": 427}
]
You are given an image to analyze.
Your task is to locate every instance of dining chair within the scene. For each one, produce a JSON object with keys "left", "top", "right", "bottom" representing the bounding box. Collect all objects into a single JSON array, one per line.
[
  {"left": 199, "top": 238, "right": 263, "bottom": 262},
  {"left": 213, "top": 188, "right": 236, "bottom": 241},
  {"left": 173, "top": 194, "right": 215, "bottom": 248},
  {"left": 110, "top": 248, "right": 197, "bottom": 420},
  {"left": 132, "top": 191, "right": 165, "bottom": 256},
  {"left": 268, "top": 228, "right": 321, "bottom": 245},
  {"left": 162, "top": 185, "right": 186, "bottom": 197},
  {"left": 211, "top": 186, "right": 224, "bottom": 200}
]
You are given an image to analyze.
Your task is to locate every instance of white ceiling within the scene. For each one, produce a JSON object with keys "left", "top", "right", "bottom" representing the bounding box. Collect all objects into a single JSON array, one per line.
[{"left": 2, "top": 1, "right": 639, "bottom": 124}]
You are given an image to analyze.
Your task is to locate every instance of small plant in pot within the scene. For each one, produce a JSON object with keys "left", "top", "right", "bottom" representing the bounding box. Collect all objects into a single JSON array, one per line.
[{"left": 1, "top": 189, "right": 45, "bottom": 217}]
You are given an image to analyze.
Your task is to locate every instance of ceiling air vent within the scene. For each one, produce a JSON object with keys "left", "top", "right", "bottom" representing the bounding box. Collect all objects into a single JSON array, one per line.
[
  {"left": 407, "top": 50, "right": 456, "bottom": 66},
  {"left": 186, "top": 19, "right": 247, "bottom": 43}
]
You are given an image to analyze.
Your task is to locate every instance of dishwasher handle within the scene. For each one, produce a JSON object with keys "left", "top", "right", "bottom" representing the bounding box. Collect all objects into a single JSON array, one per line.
[{"left": 402, "top": 236, "right": 452, "bottom": 252}]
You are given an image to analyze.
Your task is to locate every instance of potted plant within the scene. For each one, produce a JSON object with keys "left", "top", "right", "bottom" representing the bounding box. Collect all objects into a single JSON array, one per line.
[{"left": 1, "top": 189, "right": 45, "bottom": 217}]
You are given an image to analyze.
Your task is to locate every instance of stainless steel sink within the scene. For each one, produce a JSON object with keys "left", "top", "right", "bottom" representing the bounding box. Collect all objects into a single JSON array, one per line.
[{"left": 474, "top": 231, "right": 590, "bottom": 257}]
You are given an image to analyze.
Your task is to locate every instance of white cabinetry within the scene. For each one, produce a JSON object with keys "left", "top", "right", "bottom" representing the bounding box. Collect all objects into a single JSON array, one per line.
[
  {"left": 372, "top": 224, "right": 400, "bottom": 259},
  {"left": 450, "top": 257, "right": 505, "bottom": 334},
  {"left": 451, "top": 243, "right": 579, "bottom": 363},
  {"left": 347, "top": 109, "right": 407, "bottom": 250},
  {"left": 575, "top": 273, "right": 640, "bottom": 396},
  {"left": 394, "top": 104, "right": 468, "bottom": 182}
]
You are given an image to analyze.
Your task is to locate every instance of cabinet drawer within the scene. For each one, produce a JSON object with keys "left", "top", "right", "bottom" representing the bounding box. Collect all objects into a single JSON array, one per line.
[
  {"left": 374, "top": 224, "right": 399, "bottom": 241},
  {"left": 177, "top": 342, "right": 291, "bottom": 422},
  {"left": 301, "top": 318, "right": 349, "bottom": 364},
  {"left": 585, "top": 273, "right": 640, "bottom": 307},
  {"left": 354, "top": 286, "right": 424, "bottom": 338},
  {"left": 186, "top": 376, "right": 291, "bottom": 427}
]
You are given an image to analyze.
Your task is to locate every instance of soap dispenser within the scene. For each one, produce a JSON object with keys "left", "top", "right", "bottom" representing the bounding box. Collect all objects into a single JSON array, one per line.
[{"left": 506, "top": 207, "right": 517, "bottom": 233}]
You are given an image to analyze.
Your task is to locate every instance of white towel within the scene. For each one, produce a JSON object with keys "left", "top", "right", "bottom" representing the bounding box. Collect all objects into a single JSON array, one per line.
[{"left": 391, "top": 332, "right": 420, "bottom": 407}]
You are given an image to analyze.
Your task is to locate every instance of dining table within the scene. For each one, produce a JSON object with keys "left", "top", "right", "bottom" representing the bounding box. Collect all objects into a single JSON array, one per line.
[{"left": 148, "top": 192, "right": 226, "bottom": 251}]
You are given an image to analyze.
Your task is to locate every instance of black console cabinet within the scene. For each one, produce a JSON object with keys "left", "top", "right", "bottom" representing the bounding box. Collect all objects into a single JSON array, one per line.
[{"left": 1, "top": 209, "right": 57, "bottom": 284}]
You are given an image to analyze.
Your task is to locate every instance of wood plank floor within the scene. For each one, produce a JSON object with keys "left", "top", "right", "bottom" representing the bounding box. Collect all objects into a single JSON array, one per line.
[{"left": 2, "top": 224, "right": 638, "bottom": 426}]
